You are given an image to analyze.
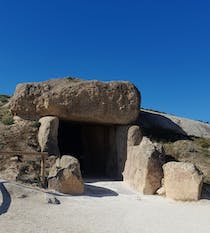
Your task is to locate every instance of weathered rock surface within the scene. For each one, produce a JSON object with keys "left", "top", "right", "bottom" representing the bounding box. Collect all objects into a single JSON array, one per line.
[
  {"left": 38, "top": 116, "right": 60, "bottom": 155},
  {"left": 163, "top": 162, "right": 203, "bottom": 201},
  {"left": 139, "top": 109, "right": 210, "bottom": 138},
  {"left": 127, "top": 125, "right": 142, "bottom": 146},
  {"left": 48, "top": 155, "right": 84, "bottom": 194},
  {"left": 123, "top": 137, "right": 163, "bottom": 194},
  {"left": 10, "top": 78, "right": 140, "bottom": 124}
]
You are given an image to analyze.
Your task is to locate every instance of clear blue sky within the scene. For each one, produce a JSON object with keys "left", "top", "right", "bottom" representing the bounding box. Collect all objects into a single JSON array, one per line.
[{"left": 0, "top": 0, "right": 209, "bottom": 122}]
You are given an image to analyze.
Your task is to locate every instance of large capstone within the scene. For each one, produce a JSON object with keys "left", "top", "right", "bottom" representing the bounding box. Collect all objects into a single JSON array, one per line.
[{"left": 10, "top": 78, "right": 140, "bottom": 124}]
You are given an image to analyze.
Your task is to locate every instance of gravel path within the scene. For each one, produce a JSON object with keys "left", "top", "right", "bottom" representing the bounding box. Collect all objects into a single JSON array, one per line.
[{"left": 1, "top": 179, "right": 210, "bottom": 233}]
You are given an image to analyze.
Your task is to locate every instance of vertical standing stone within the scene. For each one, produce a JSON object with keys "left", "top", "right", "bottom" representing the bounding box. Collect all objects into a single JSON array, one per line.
[
  {"left": 123, "top": 137, "right": 163, "bottom": 195},
  {"left": 163, "top": 162, "right": 203, "bottom": 201},
  {"left": 38, "top": 116, "right": 60, "bottom": 155}
]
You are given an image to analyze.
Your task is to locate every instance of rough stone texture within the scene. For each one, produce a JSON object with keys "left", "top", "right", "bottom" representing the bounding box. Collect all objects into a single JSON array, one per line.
[
  {"left": 123, "top": 137, "right": 163, "bottom": 194},
  {"left": 139, "top": 109, "right": 210, "bottom": 138},
  {"left": 0, "top": 117, "right": 41, "bottom": 183},
  {"left": 38, "top": 116, "right": 60, "bottom": 155},
  {"left": 48, "top": 155, "right": 84, "bottom": 194},
  {"left": 163, "top": 162, "right": 203, "bottom": 201},
  {"left": 10, "top": 78, "right": 140, "bottom": 124},
  {"left": 127, "top": 125, "right": 142, "bottom": 146}
]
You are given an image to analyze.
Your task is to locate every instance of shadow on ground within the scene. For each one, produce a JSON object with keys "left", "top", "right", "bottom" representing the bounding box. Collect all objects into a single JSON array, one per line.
[
  {"left": 0, "top": 181, "right": 11, "bottom": 215},
  {"left": 46, "top": 182, "right": 118, "bottom": 198},
  {"left": 83, "top": 184, "right": 118, "bottom": 197}
]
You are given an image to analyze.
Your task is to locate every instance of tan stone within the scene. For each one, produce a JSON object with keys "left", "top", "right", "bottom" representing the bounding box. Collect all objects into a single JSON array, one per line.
[
  {"left": 127, "top": 125, "right": 142, "bottom": 146},
  {"left": 48, "top": 155, "right": 84, "bottom": 194},
  {"left": 156, "top": 178, "right": 165, "bottom": 196},
  {"left": 10, "top": 78, "right": 140, "bottom": 124},
  {"left": 163, "top": 162, "right": 203, "bottom": 201},
  {"left": 123, "top": 137, "right": 163, "bottom": 194},
  {"left": 38, "top": 116, "right": 59, "bottom": 155},
  {"left": 156, "top": 186, "right": 165, "bottom": 196}
]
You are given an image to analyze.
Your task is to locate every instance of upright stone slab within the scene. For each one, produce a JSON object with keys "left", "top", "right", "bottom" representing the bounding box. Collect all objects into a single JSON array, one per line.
[
  {"left": 38, "top": 116, "right": 60, "bottom": 155},
  {"left": 127, "top": 125, "right": 142, "bottom": 146},
  {"left": 10, "top": 78, "right": 140, "bottom": 124},
  {"left": 123, "top": 136, "right": 163, "bottom": 195},
  {"left": 163, "top": 162, "right": 203, "bottom": 201}
]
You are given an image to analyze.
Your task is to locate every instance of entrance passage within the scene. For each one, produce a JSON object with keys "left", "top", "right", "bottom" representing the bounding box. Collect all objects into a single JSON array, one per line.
[{"left": 58, "top": 121, "right": 118, "bottom": 178}]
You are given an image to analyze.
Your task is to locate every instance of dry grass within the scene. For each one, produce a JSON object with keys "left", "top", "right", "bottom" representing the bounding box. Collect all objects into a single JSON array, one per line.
[{"left": 0, "top": 94, "right": 10, "bottom": 107}]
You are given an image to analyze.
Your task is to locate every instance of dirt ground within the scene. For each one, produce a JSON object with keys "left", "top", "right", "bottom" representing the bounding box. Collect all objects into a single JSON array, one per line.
[{"left": 1, "top": 179, "right": 210, "bottom": 233}]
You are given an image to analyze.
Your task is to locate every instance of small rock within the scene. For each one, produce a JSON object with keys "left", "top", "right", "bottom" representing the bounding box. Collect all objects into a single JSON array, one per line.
[
  {"left": 156, "top": 187, "right": 165, "bottom": 196},
  {"left": 17, "top": 194, "right": 28, "bottom": 199},
  {"left": 10, "top": 156, "right": 19, "bottom": 162},
  {"left": 45, "top": 194, "right": 61, "bottom": 204}
]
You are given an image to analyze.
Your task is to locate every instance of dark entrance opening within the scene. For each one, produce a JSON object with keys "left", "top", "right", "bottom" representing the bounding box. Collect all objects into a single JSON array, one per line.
[{"left": 58, "top": 120, "right": 118, "bottom": 178}]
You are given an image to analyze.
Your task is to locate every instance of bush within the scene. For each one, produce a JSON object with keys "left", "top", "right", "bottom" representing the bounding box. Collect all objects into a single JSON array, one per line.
[
  {"left": 0, "top": 94, "right": 10, "bottom": 106},
  {"left": 32, "top": 120, "right": 41, "bottom": 128},
  {"left": 194, "top": 137, "right": 210, "bottom": 149},
  {"left": 0, "top": 142, "right": 5, "bottom": 150},
  {"left": 1, "top": 109, "right": 14, "bottom": 125},
  {"left": 66, "top": 77, "right": 81, "bottom": 82}
]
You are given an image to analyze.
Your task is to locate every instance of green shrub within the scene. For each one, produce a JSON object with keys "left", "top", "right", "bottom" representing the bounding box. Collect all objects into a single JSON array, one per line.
[
  {"left": 1, "top": 109, "right": 14, "bottom": 125},
  {"left": 0, "top": 142, "right": 5, "bottom": 150},
  {"left": 32, "top": 120, "right": 41, "bottom": 128},
  {"left": 0, "top": 94, "right": 10, "bottom": 106},
  {"left": 194, "top": 137, "right": 210, "bottom": 149},
  {"left": 66, "top": 77, "right": 81, "bottom": 82}
]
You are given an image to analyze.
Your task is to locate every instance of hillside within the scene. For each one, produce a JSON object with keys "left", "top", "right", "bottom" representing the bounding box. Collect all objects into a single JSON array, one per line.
[
  {"left": 0, "top": 94, "right": 10, "bottom": 107},
  {"left": 0, "top": 96, "right": 41, "bottom": 184},
  {"left": 139, "top": 109, "right": 210, "bottom": 182}
]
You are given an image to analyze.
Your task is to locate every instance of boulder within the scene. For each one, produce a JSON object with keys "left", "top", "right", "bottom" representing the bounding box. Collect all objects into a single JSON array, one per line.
[
  {"left": 163, "top": 162, "right": 203, "bottom": 201},
  {"left": 48, "top": 155, "right": 84, "bottom": 194},
  {"left": 38, "top": 116, "right": 59, "bottom": 155},
  {"left": 123, "top": 137, "right": 163, "bottom": 194},
  {"left": 10, "top": 78, "right": 140, "bottom": 124}
]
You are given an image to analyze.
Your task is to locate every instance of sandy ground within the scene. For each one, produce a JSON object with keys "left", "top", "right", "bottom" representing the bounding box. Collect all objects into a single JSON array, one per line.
[{"left": 1, "top": 179, "right": 210, "bottom": 233}]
